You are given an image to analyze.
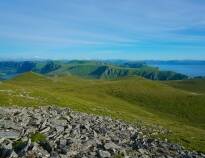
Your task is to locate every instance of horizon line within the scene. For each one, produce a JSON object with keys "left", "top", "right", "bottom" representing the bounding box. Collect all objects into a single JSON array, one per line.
[{"left": 0, "top": 58, "right": 205, "bottom": 62}]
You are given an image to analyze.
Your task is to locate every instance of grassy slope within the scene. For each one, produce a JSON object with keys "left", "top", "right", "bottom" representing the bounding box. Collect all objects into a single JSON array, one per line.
[
  {"left": 164, "top": 79, "right": 205, "bottom": 94},
  {"left": 0, "top": 72, "right": 204, "bottom": 152}
]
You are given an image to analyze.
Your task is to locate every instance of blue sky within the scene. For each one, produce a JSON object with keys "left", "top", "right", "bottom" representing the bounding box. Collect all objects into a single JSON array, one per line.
[{"left": 0, "top": 0, "right": 205, "bottom": 60}]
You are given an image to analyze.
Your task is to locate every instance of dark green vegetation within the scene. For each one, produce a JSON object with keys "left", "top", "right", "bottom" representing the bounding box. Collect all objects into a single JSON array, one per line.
[
  {"left": 13, "top": 140, "right": 28, "bottom": 154},
  {"left": 0, "top": 60, "right": 188, "bottom": 80},
  {"left": 0, "top": 72, "right": 204, "bottom": 152},
  {"left": 31, "top": 132, "right": 47, "bottom": 143},
  {"left": 12, "top": 133, "right": 47, "bottom": 154}
]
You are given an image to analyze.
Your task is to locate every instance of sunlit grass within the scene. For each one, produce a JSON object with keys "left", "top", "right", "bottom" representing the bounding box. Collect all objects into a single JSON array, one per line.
[{"left": 0, "top": 72, "right": 204, "bottom": 152}]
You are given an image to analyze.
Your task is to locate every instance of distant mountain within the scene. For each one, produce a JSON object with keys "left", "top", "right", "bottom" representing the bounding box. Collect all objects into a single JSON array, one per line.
[{"left": 0, "top": 60, "right": 188, "bottom": 80}]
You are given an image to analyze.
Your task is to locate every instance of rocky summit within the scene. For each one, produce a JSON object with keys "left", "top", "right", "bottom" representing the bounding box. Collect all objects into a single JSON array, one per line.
[{"left": 0, "top": 107, "right": 204, "bottom": 158}]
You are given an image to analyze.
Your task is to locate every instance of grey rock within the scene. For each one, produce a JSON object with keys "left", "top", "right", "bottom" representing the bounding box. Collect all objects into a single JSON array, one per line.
[
  {"left": 0, "top": 147, "right": 13, "bottom": 158},
  {"left": 52, "top": 119, "right": 68, "bottom": 127},
  {"left": 98, "top": 150, "right": 111, "bottom": 158},
  {"left": 55, "top": 125, "right": 64, "bottom": 133},
  {"left": 0, "top": 120, "right": 20, "bottom": 130},
  {"left": 50, "top": 151, "right": 60, "bottom": 158},
  {"left": 12, "top": 140, "right": 28, "bottom": 156},
  {"left": 9, "top": 151, "right": 18, "bottom": 158},
  {"left": 40, "top": 126, "right": 51, "bottom": 133},
  {"left": 0, "top": 130, "right": 20, "bottom": 139},
  {"left": 0, "top": 141, "right": 13, "bottom": 158},
  {"left": 58, "top": 139, "right": 67, "bottom": 147},
  {"left": 104, "top": 142, "right": 120, "bottom": 150},
  {"left": 67, "top": 151, "right": 78, "bottom": 157},
  {"left": 40, "top": 141, "right": 53, "bottom": 153},
  {"left": 138, "top": 148, "right": 147, "bottom": 155},
  {"left": 0, "top": 106, "right": 203, "bottom": 158},
  {"left": 30, "top": 143, "right": 50, "bottom": 158},
  {"left": 57, "top": 139, "right": 68, "bottom": 154}
]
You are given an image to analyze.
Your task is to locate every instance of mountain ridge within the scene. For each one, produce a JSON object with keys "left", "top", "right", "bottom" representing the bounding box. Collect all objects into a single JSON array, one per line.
[{"left": 0, "top": 60, "right": 188, "bottom": 80}]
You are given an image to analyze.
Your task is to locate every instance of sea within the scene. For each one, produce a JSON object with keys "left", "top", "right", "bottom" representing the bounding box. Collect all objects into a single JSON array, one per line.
[{"left": 149, "top": 64, "right": 205, "bottom": 77}]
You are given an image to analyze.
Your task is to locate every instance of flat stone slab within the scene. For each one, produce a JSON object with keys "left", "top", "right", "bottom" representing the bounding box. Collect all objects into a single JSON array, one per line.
[
  {"left": 0, "top": 120, "right": 20, "bottom": 130},
  {"left": 0, "top": 130, "right": 20, "bottom": 139}
]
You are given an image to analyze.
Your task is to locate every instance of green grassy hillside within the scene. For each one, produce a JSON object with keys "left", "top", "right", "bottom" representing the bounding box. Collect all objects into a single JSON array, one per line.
[
  {"left": 165, "top": 79, "right": 205, "bottom": 94},
  {"left": 0, "top": 72, "right": 204, "bottom": 152}
]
